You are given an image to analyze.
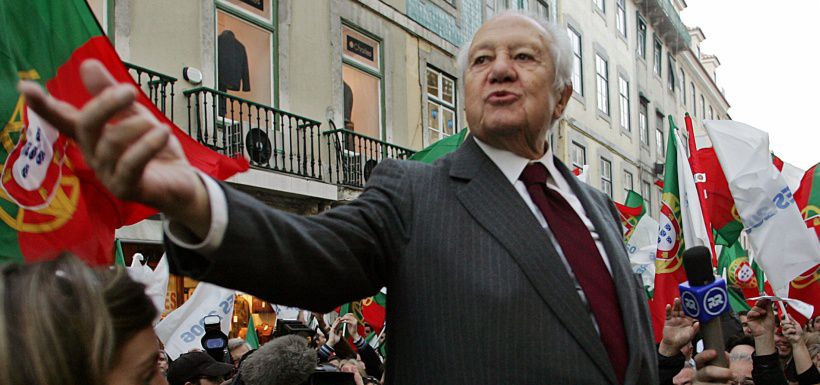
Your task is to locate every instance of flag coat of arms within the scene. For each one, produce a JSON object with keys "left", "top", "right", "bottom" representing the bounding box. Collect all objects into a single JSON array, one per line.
[{"left": 0, "top": 0, "right": 248, "bottom": 264}]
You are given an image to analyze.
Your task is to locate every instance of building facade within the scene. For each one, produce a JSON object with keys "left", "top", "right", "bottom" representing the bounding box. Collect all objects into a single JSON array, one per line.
[{"left": 89, "top": 0, "right": 728, "bottom": 307}]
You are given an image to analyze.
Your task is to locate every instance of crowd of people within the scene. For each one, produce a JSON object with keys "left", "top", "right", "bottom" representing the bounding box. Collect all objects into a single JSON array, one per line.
[{"left": 6, "top": 255, "right": 820, "bottom": 384}]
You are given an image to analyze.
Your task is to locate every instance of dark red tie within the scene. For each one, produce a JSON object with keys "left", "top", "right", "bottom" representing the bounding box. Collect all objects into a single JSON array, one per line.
[{"left": 520, "top": 163, "right": 628, "bottom": 383}]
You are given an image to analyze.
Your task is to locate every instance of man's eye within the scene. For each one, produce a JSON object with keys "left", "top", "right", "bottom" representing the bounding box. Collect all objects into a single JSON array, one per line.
[
  {"left": 473, "top": 56, "right": 489, "bottom": 65},
  {"left": 515, "top": 53, "right": 534, "bottom": 61}
]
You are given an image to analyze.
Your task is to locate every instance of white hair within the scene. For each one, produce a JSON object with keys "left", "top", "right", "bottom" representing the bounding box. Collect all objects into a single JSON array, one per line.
[{"left": 457, "top": 10, "right": 573, "bottom": 94}]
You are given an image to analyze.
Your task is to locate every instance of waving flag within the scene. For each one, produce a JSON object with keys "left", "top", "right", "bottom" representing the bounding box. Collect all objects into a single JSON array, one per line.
[
  {"left": 795, "top": 164, "right": 820, "bottom": 239},
  {"left": 649, "top": 120, "right": 688, "bottom": 342},
  {"left": 0, "top": 0, "right": 248, "bottom": 265},
  {"left": 616, "top": 190, "right": 645, "bottom": 241},
  {"left": 705, "top": 120, "right": 820, "bottom": 297}
]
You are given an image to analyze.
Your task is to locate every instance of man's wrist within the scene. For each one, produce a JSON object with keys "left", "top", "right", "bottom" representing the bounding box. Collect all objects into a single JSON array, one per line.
[
  {"left": 658, "top": 341, "right": 681, "bottom": 357},
  {"left": 164, "top": 169, "right": 212, "bottom": 239}
]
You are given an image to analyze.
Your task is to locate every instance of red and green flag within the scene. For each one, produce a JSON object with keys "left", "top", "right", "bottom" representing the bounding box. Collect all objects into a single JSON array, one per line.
[
  {"left": 649, "top": 122, "right": 688, "bottom": 342},
  {"left": 338, "top": 289, "right": 387, "bottom": 336},
  {"left": 615, "top": 190, "right": 646, "bottom": 242},
  {"left": 717, "top": 239, "right": 764, "bottom": 312},
  {"left": 0, "top": 0, "right": 248, "bottom": 265},
  {"left": 795, "top": 163, "right": 820, "bottom": 240}
]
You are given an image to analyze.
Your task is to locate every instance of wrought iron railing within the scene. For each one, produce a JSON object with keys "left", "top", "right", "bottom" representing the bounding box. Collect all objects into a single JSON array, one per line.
[
  {"left": 323, "top": 124, "right": 416, "bottom": 188},
  {"left": 124, "top": 62, "right": 177, "bottom": 121},
  {"left": 183, "top": 87, "right": 323, "bottom": 180}
]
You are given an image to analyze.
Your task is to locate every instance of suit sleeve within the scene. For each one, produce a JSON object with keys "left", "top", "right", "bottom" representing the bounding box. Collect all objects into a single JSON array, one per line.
[{"left": 164, "top": 159, "right": 412, "bottom": 312}]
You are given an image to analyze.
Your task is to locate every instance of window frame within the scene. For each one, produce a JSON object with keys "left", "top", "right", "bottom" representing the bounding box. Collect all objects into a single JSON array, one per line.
[
  {"left": 623, "top": 170, "right": 634, "bottom": 200},
  {"left": 618, "top": 75, "right": 630, "bottom": 131},
  {"left": 642, "top": 181, "right": 652, "bottom": 216},
  {"left": 425, "top": 66, "right": 458, "bottom": 146},
  {"left": 653, "top": 38, "right": 662, "bottom": 77},
  {"left": 341, "top": 21, "right": 386, "bottom": 140},
  {"left": 639, "top": 98, "right": 649, "bottom": 146},
  {"left": 616, "top": 0, "right": 627, "bottom": 37},
  {"left": 600, "top": 157, "right": 613, "bottom": 199},
  {"left": 215, "top": 0, "right": 279, "bottom": 108},
  {"left": 655, "top": 111, "right": 665, "bottom": 159},
  {"left": 595, "top": 53, "right": 610, "bottom": 116},
  {"left": 567, "top": 26, "right": 584, "bottom": 97},
  {"left": 571, "top": 141, "right": 587, "bottom": 168},
  {"left": 594, "top": 0, "right": 605, "bottom": 14},
  {"left": 636, "top": 15, "right": 647, "bottom": 59}
]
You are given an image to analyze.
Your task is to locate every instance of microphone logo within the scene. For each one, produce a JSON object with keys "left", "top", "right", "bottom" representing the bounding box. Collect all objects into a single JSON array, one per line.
[
  {"left": 681, "top": 291, "right": 700, "bottom": 318},
  {"left": 704, "top": 287, "right": 728, "bottom": 316}
]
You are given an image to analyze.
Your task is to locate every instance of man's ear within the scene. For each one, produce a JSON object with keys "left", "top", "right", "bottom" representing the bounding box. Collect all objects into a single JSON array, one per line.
[{"left": 552, "top": 84, "right": 573, "bottom": 119}]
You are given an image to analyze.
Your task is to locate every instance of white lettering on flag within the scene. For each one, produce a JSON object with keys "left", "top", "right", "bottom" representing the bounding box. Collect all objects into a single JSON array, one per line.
[{"left": 155, "top": 283, "right": 235, "bottom": 360}]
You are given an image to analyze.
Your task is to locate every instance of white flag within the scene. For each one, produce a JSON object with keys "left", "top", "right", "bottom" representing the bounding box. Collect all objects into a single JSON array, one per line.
[
  {"left": 674, "top": 130, "right": 712, "bottom": 250},
  {"left": 155, "top": 283, "right": 236, "bottom": 360},
  {"left": 705, "top": 120, "right": 820, "bottom": 297},
  {"left": 126, "top": 253, "right": 169, "bottom": 321},
  {"left": 627, "top": 215, "right": 659, "bottom": 293}
]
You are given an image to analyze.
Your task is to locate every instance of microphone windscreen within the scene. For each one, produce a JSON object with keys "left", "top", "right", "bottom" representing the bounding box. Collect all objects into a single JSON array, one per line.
[{"left": 682, "top": 246, "right": 714, "bottom": 286}]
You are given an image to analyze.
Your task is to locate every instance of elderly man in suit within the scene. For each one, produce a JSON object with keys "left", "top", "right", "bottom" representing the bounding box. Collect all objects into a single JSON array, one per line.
[{"left": 21, "top": 11, "right": 688, "bottom": 385}]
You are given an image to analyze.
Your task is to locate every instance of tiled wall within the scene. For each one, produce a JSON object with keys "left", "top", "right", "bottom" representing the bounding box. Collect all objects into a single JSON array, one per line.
[{"left": 406, "top": 0, "right": 483, "bottom": 47}]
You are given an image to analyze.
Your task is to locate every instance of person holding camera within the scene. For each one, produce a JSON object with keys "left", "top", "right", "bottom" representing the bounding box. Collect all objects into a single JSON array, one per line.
[{"left": 316, "top": 314, "right": 382, "bottom": 380}]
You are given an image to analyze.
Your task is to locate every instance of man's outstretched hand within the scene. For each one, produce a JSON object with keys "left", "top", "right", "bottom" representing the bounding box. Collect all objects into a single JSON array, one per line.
[
  {"left": 18, "top": 59, "right": 211, "bottom": 238},
  {"left": 659, "top": 298, "right": 700, "bottom": 357}
]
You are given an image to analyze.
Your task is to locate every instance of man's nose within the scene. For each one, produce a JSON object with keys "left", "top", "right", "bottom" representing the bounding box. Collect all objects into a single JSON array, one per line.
[{"left": 489, "top": 54, "right": 516, "bottom": 84}]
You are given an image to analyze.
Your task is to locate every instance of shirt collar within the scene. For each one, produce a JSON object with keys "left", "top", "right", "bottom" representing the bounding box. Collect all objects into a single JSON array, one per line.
[{"left": 473, "top": 137, "right": 555, "bottom": 185}]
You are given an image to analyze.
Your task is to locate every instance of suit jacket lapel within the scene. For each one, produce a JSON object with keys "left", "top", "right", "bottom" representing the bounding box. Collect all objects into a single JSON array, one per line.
[
  {"left": 450, "top": 138, "right": 617, "bottom": 383},
  {"left": 555, "top": 158, "right": 647, "bottom": 384}
]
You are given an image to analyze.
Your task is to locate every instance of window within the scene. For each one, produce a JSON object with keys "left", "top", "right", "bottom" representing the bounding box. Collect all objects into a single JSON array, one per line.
[
  {"left": 701, "top": 95, "right": 705, "bottom": 118},
  {"left": 623, "top": 170, "right": 634, "bottom": 199},
  {"left": 667, "top": 54, "right": 676, "bottom": 92},
  {"left": 600, "top": 158, "right": 613, "bottom": 198},
  {"left": 87, "top": 0, "right": 108, "bottom": 32},
  {"left": 656, "top": 112, "right": 665, "bottom": 158},
  {"left": 618, "top": 75, "right": 630, "bottom": 131},
  {"left": 708, "top": 106, "right": 714, "bottom": 120},
  {"left": 656, "top": 126, "right": 664, "bottom": 158},
  {"left": 426, "top": 67, "right": 457, "bottom": 145},
  {"left": 594, "top": 0, "right": 605, "bottom": 13},
  {"left": 636, "top": 16, "right": 647, "bottom": 59},
  {"left": 639, "top": 99, "right": 648, "bottom": 145},
  {"left": 616, "top": 0, "right": 626, "bottom": 36},
  {"left": 571, "top": 142, "right": 587, "bottom": 168},
  {"left": 595, "top": 54, "right": 609, "bottom": 115},
  {"left": 690, "top": 83, "right": 696, "bottom": 116},
  {"left": 679, "top": 69, "right": 686, "bottom": 104},
  {"left": 642, "top": 181, "right": 652, "bottom": 216},
  {"left": 216, "top": 0, "right": 277, "bottom": 130},
  {"left": 342, "top": 25, "right": 383, "bottom": 140},
  {"left": 653, "top": 38, "right": 662, "bottom": 76},
  {"left": 534, "top": 0, "right": 549, "bottom": 20},
  {"left": 567, "top": 27, "right": 583, "bottom": 96}
]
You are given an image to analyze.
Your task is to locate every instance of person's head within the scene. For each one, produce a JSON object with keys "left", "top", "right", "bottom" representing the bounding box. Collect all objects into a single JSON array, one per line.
[
  {"left": 158, "top": 349, "right": 170, "bottom": 376},
  {"left": 238, "top": 335, "right": 316, "bottom": 385},
  {"left": 167, "top": 351, "right": 233, "bottom": 385},
  {"left": 228, "top": 338, "right": 252, "bottom": 366},
  {"left": 738, "top": 311, "right": 751, "bottom": 336},
  {"left": 460, "top": 11, "right": 573, "bottom": 159},
  {"left": 363, "top": 323, "right": 373, "bottom": 337},
  {"left": 727, "top": 335, "right": 755, "bottom": 385},
  {"left": 672, "top": 361, "right": 695, "bottom": 385},
  {"left": 775, "top": 327, "right": 793, "bottom": 358},
  {"left": 809, "top": 343, "right": 820, "bottom": 370},
  {"left": 0, "top": 255, "right": 163, "bottom": 385}
]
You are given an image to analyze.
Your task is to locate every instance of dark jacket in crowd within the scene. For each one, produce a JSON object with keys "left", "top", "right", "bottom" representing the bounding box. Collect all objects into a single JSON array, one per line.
[{"left": 657, "top": 351, "right": 685, "bottom": 385}]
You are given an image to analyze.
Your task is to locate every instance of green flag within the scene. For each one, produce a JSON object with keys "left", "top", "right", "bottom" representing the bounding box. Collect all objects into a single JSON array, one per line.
[
  {"left": 114, "top": 238, "right": 125, "bottom": 267},
  {"left": 717, "top": 239, "right": 764, "bottom": 312},
  {"left": 409, "top": 129, "right": 468, "bottom": 164},
  {"left": 246, "top": 315, "right": 259, "bottom": 349}
]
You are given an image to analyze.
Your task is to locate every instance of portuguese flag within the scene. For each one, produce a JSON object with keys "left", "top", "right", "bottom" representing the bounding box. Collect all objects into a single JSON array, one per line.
[
  {"left": 409, "top": 128, "right": 469, "bottom": 164},
  {"left": 717, "top": 239, "right": 764, "bottom": 312},
  {"left": 795, "top": 163, "right": 820, "bottom": 239},
  {"left": 615, "top": 190, "right": 645, "bottom": 242},
  {"left": 0, "top": 0, "right": 248, "bottom": 265},
  {"left": 649, "top": 122, "right": 688, "bottom": 342},
  {"left": 338, "top": 289, "right": 387, "bottom": 336}
]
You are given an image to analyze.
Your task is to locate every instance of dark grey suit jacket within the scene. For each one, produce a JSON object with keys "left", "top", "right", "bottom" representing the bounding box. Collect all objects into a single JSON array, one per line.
[{"left": 166, "top": 136, "right": 658, "bottom": 384}]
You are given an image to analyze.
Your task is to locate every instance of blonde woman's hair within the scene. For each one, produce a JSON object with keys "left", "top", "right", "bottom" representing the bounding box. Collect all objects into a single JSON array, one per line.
[{"left": 0, "top": 254, "right": 156, "bottom": 385}]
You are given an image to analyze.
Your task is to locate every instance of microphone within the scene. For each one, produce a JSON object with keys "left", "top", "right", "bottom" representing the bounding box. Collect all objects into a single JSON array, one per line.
[{"left": 679, "top": 246, "right": 729, "bottom": 367}]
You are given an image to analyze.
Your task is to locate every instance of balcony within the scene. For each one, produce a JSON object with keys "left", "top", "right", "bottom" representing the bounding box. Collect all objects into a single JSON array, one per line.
[
  {"left": 184, "top": 87, "right": 324, "bottom": 181},
  {"left": 124, "top": 62, "right": 177, "bottom": 121},
  {"left": 634, "top": 0, "right": 691, "bottom": 53},
  {"left": 323, "top": 124, "right": 416, "bottom": 188}
]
